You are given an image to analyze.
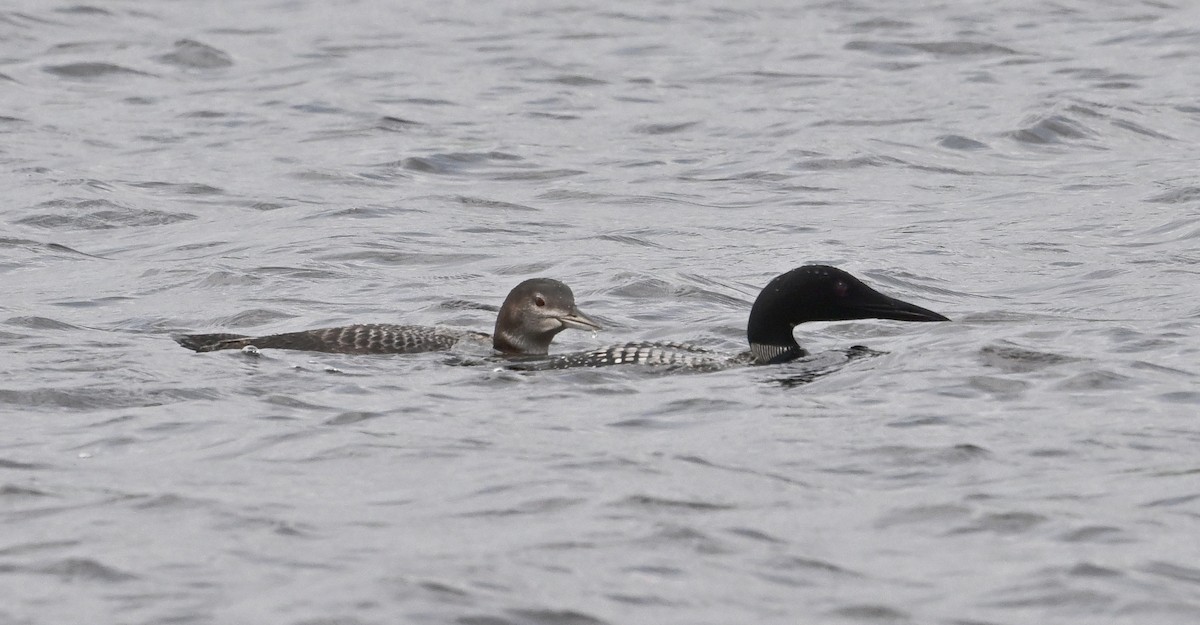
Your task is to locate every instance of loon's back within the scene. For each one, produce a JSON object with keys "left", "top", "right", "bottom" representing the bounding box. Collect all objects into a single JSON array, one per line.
[
  {"left": 176, "top": 324, "right": 489, "bottom": 354},
  {"left": 525, "top": 342, "right": 754, "bottom": 371}
]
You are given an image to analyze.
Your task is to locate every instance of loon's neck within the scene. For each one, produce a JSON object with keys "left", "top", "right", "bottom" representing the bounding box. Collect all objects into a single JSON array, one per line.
[
  {"left": 747, "top": 309, "right": 806, "bottom": 364},
  {"left": 493, "top": 328, "right": 552, "bottom": 356}
]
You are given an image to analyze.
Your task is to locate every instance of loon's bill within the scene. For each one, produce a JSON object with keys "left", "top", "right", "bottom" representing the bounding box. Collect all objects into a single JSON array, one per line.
[
  {"left": 175, "top": 278, "right": 599, "bottom": 356},
  {"left": 530, "top": 265, "right": 948, "bottom": 370}
]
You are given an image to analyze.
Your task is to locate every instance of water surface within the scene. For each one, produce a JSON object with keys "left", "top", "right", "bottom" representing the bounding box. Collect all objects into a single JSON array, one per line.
[{"left": 3, "top": 1, "right": 1200, "bottom": 623}]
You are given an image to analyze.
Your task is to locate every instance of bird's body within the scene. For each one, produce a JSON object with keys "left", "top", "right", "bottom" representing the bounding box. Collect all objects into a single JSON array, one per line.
[
  {"left": 531, "top": 265, "right": 948, "bottom": 370},
  {"left": 174, "top": 324, "right": 490, "bottom": 355},
  {"left": 175, "top": 278, "right": 599, "bottom": 356},
  {"left": 532, "top": 341, "right": 752, "bottom": 371}
]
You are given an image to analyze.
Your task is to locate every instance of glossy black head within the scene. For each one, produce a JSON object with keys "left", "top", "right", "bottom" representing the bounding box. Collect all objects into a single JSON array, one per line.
[
  {"left": 746, "top": 265, "right": 949, "bottom": 363},
  {"left": 493, "top": 278, "right": 601, "bottom": 355}
]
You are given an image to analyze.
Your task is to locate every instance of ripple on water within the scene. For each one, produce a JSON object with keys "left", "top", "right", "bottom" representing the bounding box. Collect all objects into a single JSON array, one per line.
[
  {"left": 1005, "top": 113, "right": 1098, "bottom": 146},
  {"left": 966, "top": 375, "right": 1030, "bottom": 399},
  {"left": 376, "top": 115, "right": 424, "bottom": 131},
  {"left": 30, "top": 558, "right": 138, "bottom": 583},
  {"left": 0, "top": 458, "right": 54, "bottom": 471},
  {"left": 462, "top": 608, "right": 611, "bottom": 625},
  {"left": 206, "top": 308, "right": 298, "bottom": 328},
  {"left": 316, "top": 250, "right": 492, "bottom": 266},
  {"left": 631, "top": 121, "right": 700, "bottom": 135},
  {"left": 937, "top": 134, "right": 990, "bottom": 150},
  {"left": 860, "top": 443, "right": 992, "bottom": 469},
  {"left": 0, "top": 485, "right": 53, "bottom": 500},
  {"left": 950, "top": 511, "right": 1048, "bottom": 536},
  {"left": 154, "top": 39, "right": 234, "bottom": 69},
  {"left": 982, "top": 582, "right": 1115, "bottom": 612},
  {"left": 16, "top": 199, "right": 196, "bottom": 230},
  {"left": 828, "top": 604, "right": 912, "bottom": 623},
  {"left": 0, "top": 386, "right": 217, "bottom": 412},
  {"left": 444, "top": 195, "right": 540, "bottom": 212},
  {"left": 631, "top": 523, "right": 730, "bottom": 556},
  {"left": 844, "top": 39, "right": 1019, "bottom": 58},
  {"left": 43, "top": 62, "right": 155, "bottom": 79},
  {"left": 4, "top": 316, "right": 83, "bottom": 331},
  {"left": 53, "top": 5, "right": 113, "bottom": 15},
  {"left": 1142, "top": 561, "right": 1200, "bottom": 586},
  {"left": 398, "top": 152, "right": 523, "bottom": 175},
  {"left": 978, "top": 344, "right": 1078, "bottom": 373},
  {"left": 127, "top": 181, "right": 224, "bottom": 196},
  {"left": 1052, "top": 370, "right": 1138, "bottom": 391},
  {"left": 874, "top": 503, "right": 973, "bottom": 529},
  {"left": 1146, "top": 187, "right": 1200, "bottom": 204}
]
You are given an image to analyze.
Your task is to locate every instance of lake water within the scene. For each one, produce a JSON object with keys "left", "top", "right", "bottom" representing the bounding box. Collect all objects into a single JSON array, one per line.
[{"left": 3, "top": 1, "right": 1200, "bottom": 623}]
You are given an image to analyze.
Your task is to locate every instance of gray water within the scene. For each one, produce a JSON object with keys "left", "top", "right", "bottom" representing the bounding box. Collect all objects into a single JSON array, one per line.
[{"left": 3, "top": 0, "right": 1200, "bottom": 623}]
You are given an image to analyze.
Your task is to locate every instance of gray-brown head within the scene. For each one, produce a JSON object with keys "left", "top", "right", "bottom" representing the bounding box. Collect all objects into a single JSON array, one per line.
[{"left": 492, "top": 278, "right": 601, "bottom": 355}]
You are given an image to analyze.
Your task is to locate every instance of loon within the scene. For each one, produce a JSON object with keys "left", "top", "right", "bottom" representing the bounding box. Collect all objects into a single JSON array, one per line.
[
  {"left": 175, "top": 278, "right": 600, "bottom": 356},
  {"left": 533, "top": 265, "right": 948, "bottom": 370}
]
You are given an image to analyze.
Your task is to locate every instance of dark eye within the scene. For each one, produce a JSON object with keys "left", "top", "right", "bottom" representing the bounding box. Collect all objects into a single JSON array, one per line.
[
  {"left": 834, "top": 281, "right": 848, "bottom": 297},
  {"left": 535, "top": 296, "right": 546, "bottom": 307}
]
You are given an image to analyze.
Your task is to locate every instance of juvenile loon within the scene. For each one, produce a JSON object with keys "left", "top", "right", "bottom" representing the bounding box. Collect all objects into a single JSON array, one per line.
[
  {"left": 175, "top": 278, "right": 600, "bottom": 356},
  {"left": 534, "top": 265, "right": 948, "bottom": 370}
]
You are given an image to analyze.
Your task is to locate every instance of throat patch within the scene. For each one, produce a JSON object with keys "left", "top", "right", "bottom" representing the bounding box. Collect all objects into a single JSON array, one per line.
[{"left": 750, "top": 343, "right": 802, "bottom": 365}]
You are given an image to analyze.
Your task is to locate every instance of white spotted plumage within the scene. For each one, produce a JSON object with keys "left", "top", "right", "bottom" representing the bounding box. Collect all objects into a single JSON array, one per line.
[{"left": 538, "top": 341, "right": 754, "bottom": 371}]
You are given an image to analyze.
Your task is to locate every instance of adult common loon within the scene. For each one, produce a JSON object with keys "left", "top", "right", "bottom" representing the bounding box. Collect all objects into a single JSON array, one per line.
[
  {"left": 175, "top": 278, "right": 600, "bottom": 356},
  {"left": 532, "top": 265, "right": 948, "bottom": 370}
]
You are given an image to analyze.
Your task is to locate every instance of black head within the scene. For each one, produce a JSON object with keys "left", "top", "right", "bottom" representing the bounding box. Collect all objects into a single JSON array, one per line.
[
  {"left": 746, "top": 265, "right": 949, "bottom": 364},
  {"left": 493, "top": 278, "right": 601, "bottom": 355}
]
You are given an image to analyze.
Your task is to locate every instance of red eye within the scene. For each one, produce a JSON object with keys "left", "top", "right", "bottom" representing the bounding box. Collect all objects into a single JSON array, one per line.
[
  {"left": 535, "top": 297, "right": 546, "bottom": 307},
  {"left": 834, "top": 281, "right": 848, "bottom": 297}
]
